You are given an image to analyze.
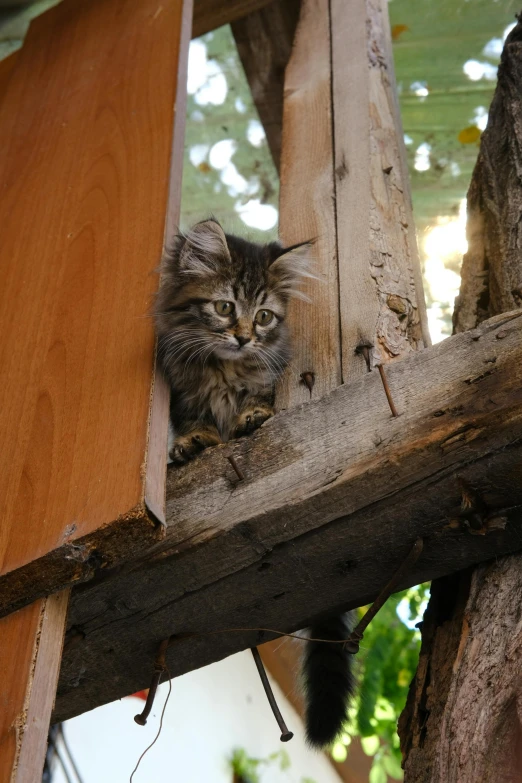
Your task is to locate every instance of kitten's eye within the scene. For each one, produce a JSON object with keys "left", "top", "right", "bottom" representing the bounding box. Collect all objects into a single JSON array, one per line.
[
  {"left": 215, "top": 300, "right": 234, "bottom": 316},
  {"left": 255, "top": 309, "right": 274, "bottom": 326}
]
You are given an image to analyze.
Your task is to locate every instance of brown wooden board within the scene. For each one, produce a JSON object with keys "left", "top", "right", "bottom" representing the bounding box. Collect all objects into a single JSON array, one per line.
[
  {"left": 0, "top": 593, "right": 68, "bottom": 782},
  {"left": 0, "top": 0, "right": 191, "bottom": 615},
  {"left": 55, "top": 312, "right": 522, "bottom": 721}
]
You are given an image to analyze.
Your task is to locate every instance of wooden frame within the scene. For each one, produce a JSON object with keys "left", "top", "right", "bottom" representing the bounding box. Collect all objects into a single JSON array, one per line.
[{"left": 55, "top": 311, "right": 522, "bottom": 720}]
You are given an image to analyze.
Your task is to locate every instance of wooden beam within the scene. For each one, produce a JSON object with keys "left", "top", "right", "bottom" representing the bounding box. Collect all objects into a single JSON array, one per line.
[
  {"left": 193, "top": 0, "right": 276, "bottom": 39},
  {"left": 0, "top": 594, "right": 68, "bottom": 783},
  {"left": 0, "top": 0, "right": 191, "bottom": 616},
  {"left": 231, "top": 0, "right": 301, "bottom": 172},
  {"left": 54, "top": 312, "right": 522, "bottom": 721}
]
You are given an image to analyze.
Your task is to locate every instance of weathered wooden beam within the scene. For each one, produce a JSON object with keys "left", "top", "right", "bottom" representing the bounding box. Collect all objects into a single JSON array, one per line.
[
  {"left": 192, "top": 0, "right": 276, "bottom": 39},
  {"left": 231, "top": 0, "right": 301, "bottom": 172},
  {"left": 54, "top": 312, "right": 522, "bottom": 721}
]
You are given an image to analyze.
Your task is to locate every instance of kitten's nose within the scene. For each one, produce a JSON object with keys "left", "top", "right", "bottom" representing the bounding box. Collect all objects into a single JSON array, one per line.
[{"left": 235, "top": 335, "right": 250, "bottom": 347}]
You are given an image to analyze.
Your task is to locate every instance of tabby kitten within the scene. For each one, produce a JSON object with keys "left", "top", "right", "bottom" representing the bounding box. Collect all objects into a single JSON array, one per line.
[
  {"left": 154, "top": 218, "right": 311, "bottom": 463},
  {"left": 154, "top": 218, "right": 355, "bottom": 749}
]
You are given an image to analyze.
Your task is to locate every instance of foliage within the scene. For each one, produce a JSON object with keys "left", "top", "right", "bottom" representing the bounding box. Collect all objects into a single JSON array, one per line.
[
  {"left": 181, "top": 27, "right": 279, "bottom": 242},
  {"left": 228, "top": 747, "right": 315, "bottom": 783},
  {"left": 330, "top": 584, "right": 430, "bottom": 780}
]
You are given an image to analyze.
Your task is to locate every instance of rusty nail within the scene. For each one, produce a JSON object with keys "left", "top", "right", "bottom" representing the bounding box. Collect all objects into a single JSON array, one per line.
[
  {"left": 377, "top": 364, "right": 399, "bottom": 417},
  {"left": 134, "top": 638, "right": 170, "bottom": 726},
  {"left": 251, "top": 647, "right": 293, "bottom": 742},
  {"left": 344, "top": 538, "right": 424, "bottom": 654},
  {"left": 300, "top": 371, "right": 315, "bottom": 397},
  {"left": 227, "top": 454, "right": 245, "bottom": 481},
  {"left": 355, "top": 341, "right": 373, "bottom": 372}
]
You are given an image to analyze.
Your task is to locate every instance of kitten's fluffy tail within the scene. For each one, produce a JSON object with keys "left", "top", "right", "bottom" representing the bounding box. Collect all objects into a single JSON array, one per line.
[{"left": 302, "top": 611, "right": 356, "bottom": 748}]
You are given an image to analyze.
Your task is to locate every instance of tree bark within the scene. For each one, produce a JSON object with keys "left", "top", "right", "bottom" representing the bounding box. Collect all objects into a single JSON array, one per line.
[{"left": 399, "top": 19, "right": 522, "bottom": 783}]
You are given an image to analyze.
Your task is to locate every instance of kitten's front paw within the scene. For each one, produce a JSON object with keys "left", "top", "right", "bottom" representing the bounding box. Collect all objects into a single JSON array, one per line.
[
  {"left": 170, "top": 427, "right": 221, "bottom": 465},
  {"left": 234, "top": 405, "right": 274, "bottom": 438}
]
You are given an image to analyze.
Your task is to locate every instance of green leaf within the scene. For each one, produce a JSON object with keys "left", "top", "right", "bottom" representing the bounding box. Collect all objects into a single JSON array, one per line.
[
  {"left": 361, "top": 736, "right": 380, "bottom": 756},
  {"left": 383, "top": 752, "right": 404, "bottom": 779},
  {"left": 369, "top": 762, "right": 388, "bottom": 783},
  {"left": 331, "top": 742, "right": 348, "bottom": 762}
]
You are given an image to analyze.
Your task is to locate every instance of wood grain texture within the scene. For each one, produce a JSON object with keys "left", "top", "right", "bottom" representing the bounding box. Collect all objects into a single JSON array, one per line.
[
  {"left": 54, "top": 312, "right": 522, "bottom": 721},
  {"left": 192, "top": 0, "right": 276, "bottom": 38},
  {"left": 332, "top": 0, "right": 430, "bottom": 381},
  {"left": 278, "top": 0, "right": 341, "bottom": 406},
  {"left": 231, "top": 0, "right": 301, "bottom": 172},
  {"left": 0, "top": 593, "right": 68, "bottom": 783},
  {"left": 0, "top": 0, "right": 190, "bottom": 613}
]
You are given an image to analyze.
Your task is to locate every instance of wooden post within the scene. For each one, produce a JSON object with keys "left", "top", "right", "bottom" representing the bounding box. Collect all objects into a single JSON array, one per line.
[
  {"left": 399, "top": 19, "right": 522, "bottom": 782},
  {"left": 0, "top": 0, "right": 191, "bottom": 777},
  {"left": 279, "top": 0, "right": 429, "bottom": 413}
]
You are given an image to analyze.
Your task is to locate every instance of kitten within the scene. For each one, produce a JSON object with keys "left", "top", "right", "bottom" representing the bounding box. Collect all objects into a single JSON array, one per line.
[
  {"left": 154, "top": 218, "right": 354, "bottom": 749},
  {"left": 154, "top": 218, "right": 311, "bottom": 463}
]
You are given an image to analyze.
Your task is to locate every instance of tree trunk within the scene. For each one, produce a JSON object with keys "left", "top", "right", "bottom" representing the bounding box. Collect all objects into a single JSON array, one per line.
[{"left": 399, "top": 19, "right": 522, "bottom": 783}]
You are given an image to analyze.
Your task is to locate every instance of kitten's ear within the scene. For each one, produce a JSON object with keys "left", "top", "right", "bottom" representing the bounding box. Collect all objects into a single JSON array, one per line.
[
  {"left": 178, "top": 219, "right": 231, "bottom": 275},
  {"left": 269, "top": 240, "right": 316, "bottom": 298}
]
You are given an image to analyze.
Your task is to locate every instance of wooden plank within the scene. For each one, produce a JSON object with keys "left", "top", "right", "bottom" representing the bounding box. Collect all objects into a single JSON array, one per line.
[
  {"left": 0, "top": 0, "right": 191, "bottom": 614},
  {"left": 0, "top": 593, "right": 68, "bottom": 782},
  {"left": 54, "top": 312, "right": 522, "bottom": 721},
  {"left": 278, "top": 0, "right": 341, "bottom": 406},
  {"left": 231, "top": 0, "right": 301, "bottom": 172},
  {"left": 331, "top": 0, "right": 430, "bottom": 380},
  {"left": 192, "top": 0, "right": 275, "bottom": 38}
]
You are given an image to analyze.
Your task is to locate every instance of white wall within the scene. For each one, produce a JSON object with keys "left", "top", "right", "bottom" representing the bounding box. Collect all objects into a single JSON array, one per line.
[{"left": 52, "top": 651, "right": 341, "bottom": 783}]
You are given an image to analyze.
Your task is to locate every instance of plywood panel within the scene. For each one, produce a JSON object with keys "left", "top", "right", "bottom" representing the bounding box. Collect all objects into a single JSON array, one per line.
[{"left": 0, "top": 0, "right": 191, "bottom": 615}]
